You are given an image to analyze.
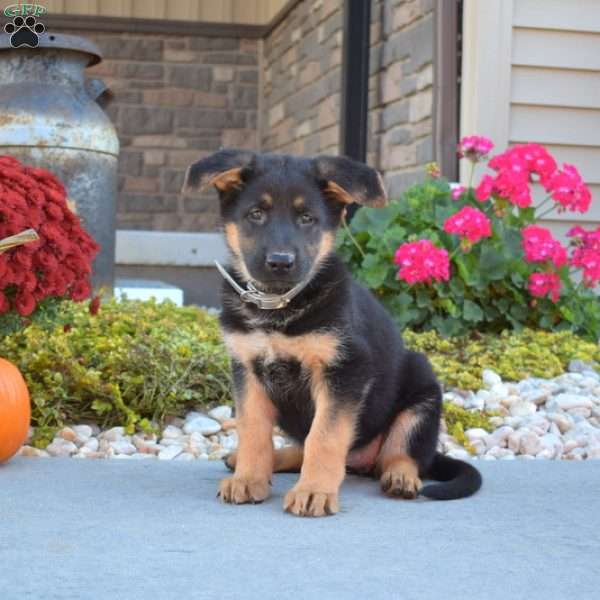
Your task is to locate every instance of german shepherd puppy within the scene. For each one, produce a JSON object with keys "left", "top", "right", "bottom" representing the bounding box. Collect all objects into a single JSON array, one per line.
[{"left": 184, "top": 149, "right": 482, "bottom": 517}]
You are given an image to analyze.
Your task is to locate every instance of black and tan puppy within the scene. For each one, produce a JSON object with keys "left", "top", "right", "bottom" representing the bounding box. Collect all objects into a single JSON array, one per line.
[{"left": 184, "top": 149, "right": 482, "bottom": 517}]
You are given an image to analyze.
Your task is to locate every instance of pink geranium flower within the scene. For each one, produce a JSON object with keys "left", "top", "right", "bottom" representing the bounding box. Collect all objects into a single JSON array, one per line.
[
  {"left": 528, "top": 272, "right": 561, "bottom": 303},
  {"left": 568, "top": 225, "right": 600, "bottom": 286},
  {"left": 545, "top": 164, "right": 591, "bottom": 213},
  {"left": 451, "top": 185, "right": 465, "bottom": 200},
  {"left": 457, "top": 135, "right": 494, "bottom": 161},
  {"left": 443, "top": 206, "right": 492, "bottom": 244},
  {"left": 394, "top": 240, "right": 450, "bottom": 284},
  {"left": 521, "top": 225, "right": 567, "bottom": 268}
]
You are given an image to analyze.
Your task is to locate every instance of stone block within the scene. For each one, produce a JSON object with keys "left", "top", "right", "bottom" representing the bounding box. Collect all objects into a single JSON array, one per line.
[
  {"left": 269, "top": 102, "right": 284, "bottom": 127},
  {"left": 143, "top": 89, "right": 195, "bottom": 107},
  {"left": 161, "top": 169, "right": 185, "bottom": 194},
  {"left": 99, "top": 38, "right": 163, "bottom": 61},
  {"left": 202, "top": 53, "right": 257, "bottom": 66},
  {"left": 232, "top": 86, "right": 258, "bottom": 109},
  {"left": 144, "top": 150, "right": 166, "bottom": 166},
  {"left": 416, "top": 136, "right": 433, "bottom": 164},
  {"left": 124, "top": 176, "right": 160, "bottom": 193},
  {"left": 222, "top": 129, "right": 258, "bottom": 149},
  {"left": 168, "top": 65, "right": 212, "bottom": 89},
  {"left": 384, "top": 169, "right": 425, "bottom": 199},
  {"left": 121, "top": 194, "right": 175, "bottom": 213},
  {"left": 132, "top": 135, "right": 187, "bottom": 148},
  {"left": 119, "top": 151, "right": 143, "bottom": 176},
  {"left": 193, "top": 91, "right": 228, "bottom": 108},
  {"left": 189, "top": 38, "right": 240, "bottom": 51},
  {"left": 167, "top": 150, "right": 209, "bottom": 168},
  {"left": 120, "top": 107, "right": 173, "bottom": 134},
  {"left": 118, "top": 63, "right": 163, "bottom": 80},
  {"left": 175, "top": 109, "right": 246, "bottom": 130},
  {"left": 409, "top": 89, "right": 432, "bottom": 122},
  {"left": 214, "top": 66, "right": 235, "bottom": 82},
  {"left": 238, "top": 70, "right": 258, "bottom": 84},
  {"left": 163, "top": 49, "right": 197, "bottom": 62},
  {"left": 382, "top": 100, "right": 409, "bottom": 130}
]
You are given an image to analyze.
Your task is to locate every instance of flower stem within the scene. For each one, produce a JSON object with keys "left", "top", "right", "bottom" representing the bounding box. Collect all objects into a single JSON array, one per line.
[
  {"left": 342, "top": 212, "right": 366, "bottom": 259},
  {"left": 535, "top": 195, "right": 553, "bottom": 216},
  {"left": 468, "top": 161, "right": 475, "bottom": 190},
  {"left": 537, "top": 205, "right": 557, "bottom": 220}
]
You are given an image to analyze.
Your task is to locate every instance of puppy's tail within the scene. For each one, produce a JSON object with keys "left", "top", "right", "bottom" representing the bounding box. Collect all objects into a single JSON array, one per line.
[{"left": 420, "top": 452, "right": 482, "bottom": 500}]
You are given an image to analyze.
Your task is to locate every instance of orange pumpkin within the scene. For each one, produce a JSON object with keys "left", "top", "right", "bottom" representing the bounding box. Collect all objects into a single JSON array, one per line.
[{"left": 0, "top": 358, "right": 31, "bottom": 463}]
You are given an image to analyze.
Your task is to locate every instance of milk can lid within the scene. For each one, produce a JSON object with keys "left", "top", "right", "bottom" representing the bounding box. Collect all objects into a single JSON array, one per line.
[{"left": 0, "top": 32, "right": 102, "bottom": 66}]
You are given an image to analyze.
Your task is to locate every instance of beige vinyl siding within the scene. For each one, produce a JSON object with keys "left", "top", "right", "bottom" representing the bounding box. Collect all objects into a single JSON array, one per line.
[
  {"left": 509, "top": 0, "right": 600, "bottom": 233},
  {"left": 43, "top": 0, "right": 286, "bottom": 23}
]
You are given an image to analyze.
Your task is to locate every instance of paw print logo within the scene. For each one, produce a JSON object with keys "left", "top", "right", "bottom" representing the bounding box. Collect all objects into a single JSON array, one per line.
[{"left": 4, "top": 15, "right": 45, "bottom": 48}]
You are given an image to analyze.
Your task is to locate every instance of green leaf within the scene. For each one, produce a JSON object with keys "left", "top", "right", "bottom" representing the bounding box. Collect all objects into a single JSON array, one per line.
[
  {"left": 360, "top": 254, "right": 389, "bottom": 288},
  {"left": 463, "top": 300, "right": 484, "bottom": 323}
]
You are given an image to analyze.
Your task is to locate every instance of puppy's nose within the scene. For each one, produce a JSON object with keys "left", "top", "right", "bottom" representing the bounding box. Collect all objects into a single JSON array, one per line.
[{"left": 265, "top": 252, "right": 296, "bottom": 272}]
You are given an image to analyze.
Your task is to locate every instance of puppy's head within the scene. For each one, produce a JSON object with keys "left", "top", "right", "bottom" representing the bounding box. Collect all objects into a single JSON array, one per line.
[{"left": 183, "top": 149, "right": 387, "bottom": 292}]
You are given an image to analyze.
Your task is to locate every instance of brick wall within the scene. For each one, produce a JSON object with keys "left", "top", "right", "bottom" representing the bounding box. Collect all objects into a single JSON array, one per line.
[
  {"left": 261, "top": 0, "right": 434, "bottom": 199},
  {"left": 82, "top": 32, "right": 260, "bottom": 232}
]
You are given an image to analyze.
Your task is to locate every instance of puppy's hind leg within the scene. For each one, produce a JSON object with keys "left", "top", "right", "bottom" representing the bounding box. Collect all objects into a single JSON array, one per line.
[{"left": 377, "top": 352, "right": 442, "bottom": 499}]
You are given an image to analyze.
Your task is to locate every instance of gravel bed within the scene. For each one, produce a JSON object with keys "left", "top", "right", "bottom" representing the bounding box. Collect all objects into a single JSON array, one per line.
[{"left": 18, "top": 361, "right": 600, "bottom": 462}]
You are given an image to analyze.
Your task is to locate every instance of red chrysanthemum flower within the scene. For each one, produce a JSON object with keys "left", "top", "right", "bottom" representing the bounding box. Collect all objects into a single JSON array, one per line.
[{"left": 0, "top": 155, "right": 100, "bottom": 319}]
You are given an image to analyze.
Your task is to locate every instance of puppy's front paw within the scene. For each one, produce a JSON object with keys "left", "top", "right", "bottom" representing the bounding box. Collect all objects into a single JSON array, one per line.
[
  {"left": 283, "top": 486, "right": 339, "bottom": 517},
  {"left": 218, "top": 476, "right": 270, "bottom": 504}
]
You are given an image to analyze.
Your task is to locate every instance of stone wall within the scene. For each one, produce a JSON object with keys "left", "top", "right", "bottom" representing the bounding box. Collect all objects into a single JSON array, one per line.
[
  {"left": 83, "top": 32, "right": 260, "bottom": 232},
  {"left": 72, "top": 0, "right": 434, "bottom": 234},
  {"left": 261, "top": 0, "right": 434, "bottom": 199}
]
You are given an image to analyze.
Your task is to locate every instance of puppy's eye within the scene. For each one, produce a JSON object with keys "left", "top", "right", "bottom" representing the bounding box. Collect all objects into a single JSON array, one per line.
[
  {"left": 247, "top": 208, "right": 266, "bottom": 224},
  {"left": 298, "top": 213, "right": 315, "bottom": 226}
]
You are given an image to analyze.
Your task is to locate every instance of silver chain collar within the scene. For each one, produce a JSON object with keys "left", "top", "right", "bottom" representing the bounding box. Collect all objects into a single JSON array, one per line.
[{"left": 214, "top": 261, "right": 313, "bottom": 310}]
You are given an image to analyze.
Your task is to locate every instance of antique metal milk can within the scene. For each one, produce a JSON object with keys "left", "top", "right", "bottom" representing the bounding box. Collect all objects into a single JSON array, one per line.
[{"left": 0, "top": 32, "right": 119, "bottom": 289}]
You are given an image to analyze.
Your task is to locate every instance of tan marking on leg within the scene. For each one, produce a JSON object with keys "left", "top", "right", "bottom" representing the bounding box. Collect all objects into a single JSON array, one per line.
[
  {"left": 225, "top": 446, "right": 303, "bottom": 473},
  {"left": 283, "top": 368, "right": 356, "bottom": 517},
  {"left": 218, "top": 371, "right": 276, "bottom": 505},
  {"left": 376, "top": 409, "right": 422, "bottom": 499}
]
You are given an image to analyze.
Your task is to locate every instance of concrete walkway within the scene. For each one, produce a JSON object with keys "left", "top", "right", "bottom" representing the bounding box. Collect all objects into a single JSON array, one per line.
[{"left": 1, "top": 458, "right": 599, "bottom": 600}]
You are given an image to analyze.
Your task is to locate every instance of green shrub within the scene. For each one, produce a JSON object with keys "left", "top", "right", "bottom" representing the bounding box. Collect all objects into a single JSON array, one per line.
[
  {"left": 336, "top": 175, "right": 600, "bottom": 341},
  {"left": 404, "top": 328, "right": 599, "bottom": 390},
  {"left": 1, "top": 298, "right": 231, "bottom": 445},
  {"left": 1, "top": 299, "right": 597, "bottom": 448}
]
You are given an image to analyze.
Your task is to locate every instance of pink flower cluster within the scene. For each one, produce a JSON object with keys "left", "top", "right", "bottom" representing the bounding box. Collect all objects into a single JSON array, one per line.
[
  {"left": 475, "top": 144, "right": 555, "bottom": 207},
  {"left": 546, "top": 164, "right": 591, "bottom": 213},
  {"left": 457, "top": 136, "right": 494, "bottom": 161},
  {"left": 443, "top": 206, "right": 492, "bottom": 244},
  {"left": 394, "top": 240, "right": 450, "bottom": 284},
  {"left": 474, "top": 143, "right": 591, "bottom": 213},
  {"left": 568, "top": 225, "right": 600, "bottom": 286},
  {"left": 528, "top": 272, "right": 561, "bottom": 303},
  {"left": 521, "top": 225, "right": 567, "bottom": 268}
]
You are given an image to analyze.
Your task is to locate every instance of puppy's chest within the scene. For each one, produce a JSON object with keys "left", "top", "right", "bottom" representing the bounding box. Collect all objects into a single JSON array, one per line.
[{"left": 223, "top": 329, "right": 340, "bottom": 385}]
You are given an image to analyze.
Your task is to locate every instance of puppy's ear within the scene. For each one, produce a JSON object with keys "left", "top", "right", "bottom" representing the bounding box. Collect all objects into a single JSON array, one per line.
[
  {"left": 313, "top": 155, "right": 388, "bottom": 208},
  {"left": 182, "top": 149, "right": 255, "bottom": 194}
]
